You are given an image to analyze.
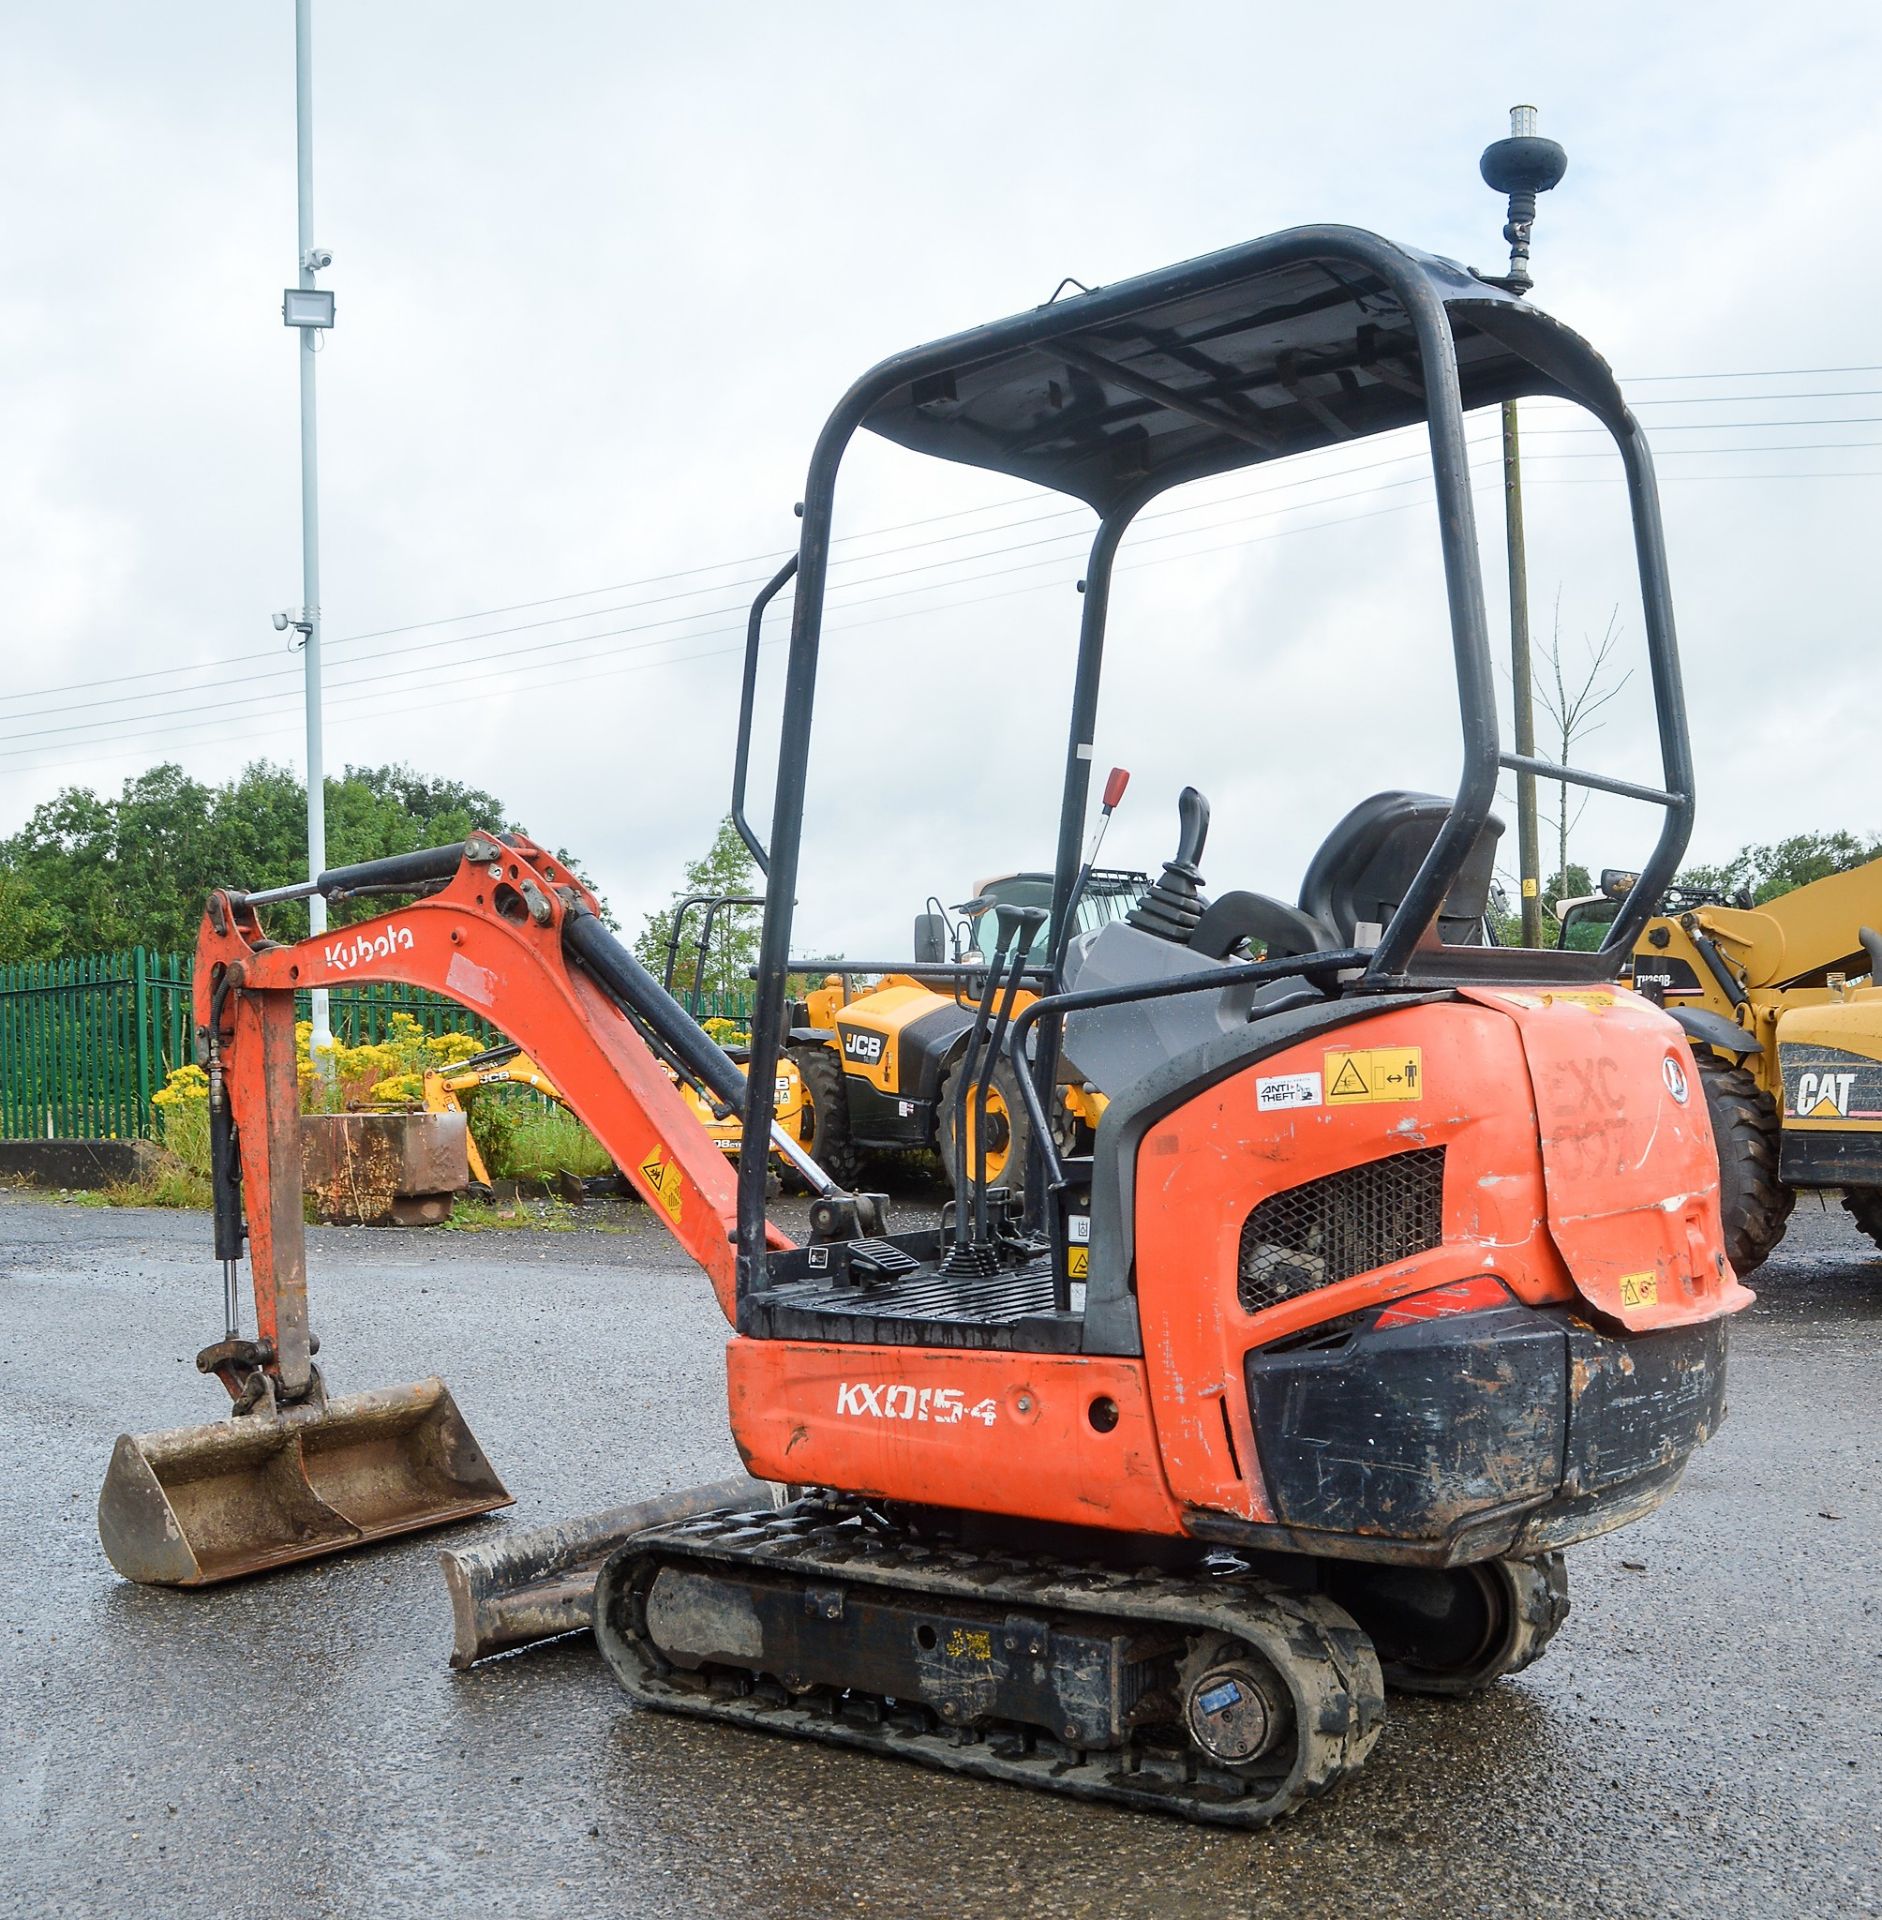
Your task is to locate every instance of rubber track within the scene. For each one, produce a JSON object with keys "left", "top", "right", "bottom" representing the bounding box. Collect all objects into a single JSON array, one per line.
[
  {"left": 1498, "top": 1552, "right": 1571, "bottom": 1681},
  {"left": 1375, "top": 1553, "right": 1570, "bottom": 1698},
  {"left": 595, "top": 1502, "right": 1386, "bottom": 1828}
]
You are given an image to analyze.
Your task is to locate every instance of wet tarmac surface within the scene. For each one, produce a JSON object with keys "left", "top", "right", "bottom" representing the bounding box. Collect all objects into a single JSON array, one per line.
[{"left": 1, "top": 1186, "right": 1877, "bottom": 1919}]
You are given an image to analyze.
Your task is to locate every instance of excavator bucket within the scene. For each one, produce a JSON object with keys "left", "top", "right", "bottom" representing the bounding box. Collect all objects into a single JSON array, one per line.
[{"left": 97, "top": 1377, "right": 511, "bottom": 1587}]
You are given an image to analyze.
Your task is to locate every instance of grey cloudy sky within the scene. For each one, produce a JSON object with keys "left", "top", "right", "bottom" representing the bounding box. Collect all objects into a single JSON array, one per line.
[{"left": 4, "top": 2, "right": 1878, "bottom": 953}]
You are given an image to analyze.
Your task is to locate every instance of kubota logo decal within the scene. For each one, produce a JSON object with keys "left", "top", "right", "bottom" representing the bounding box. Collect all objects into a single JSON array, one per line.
[
  {"left": 836, "top": 1383, "right": 997, "bottom": 1425},
  {"left": 1662, "top": 1055, "right": 1690, "bottom": 1104},
  {"left": 323, "top": 924, "right": 415, "bottom": 973}
]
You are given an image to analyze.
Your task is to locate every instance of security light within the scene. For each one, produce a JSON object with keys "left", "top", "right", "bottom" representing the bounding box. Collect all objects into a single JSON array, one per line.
[{"left": 282, "top": 287, "right": 335, "bottom": 328}]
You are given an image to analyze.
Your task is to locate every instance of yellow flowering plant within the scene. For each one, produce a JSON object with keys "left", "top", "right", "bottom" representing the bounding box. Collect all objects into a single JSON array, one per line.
[
  {"left": 150, "top": 1013, "right": 492, "bottom": 1138},
  {"left": 298, "top": 1011, "right": 487, "bottom": 1112}
]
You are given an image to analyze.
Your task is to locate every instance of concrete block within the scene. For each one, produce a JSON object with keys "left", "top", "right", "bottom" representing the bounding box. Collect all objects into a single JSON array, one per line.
[
  {"left": 301, "top": 1111, "right": 469, "bottom": 1225},
  {"left": 0, "top": 1139, "right": 163, "bottom": 1189}
]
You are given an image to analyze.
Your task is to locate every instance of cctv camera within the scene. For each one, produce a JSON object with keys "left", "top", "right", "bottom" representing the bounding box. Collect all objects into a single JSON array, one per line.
[
  {"left": 302, "top": 247, "right": 333, "bottom": 272},
  {"left": 272, "top": 610, "right": 291, "bottom": 631}
]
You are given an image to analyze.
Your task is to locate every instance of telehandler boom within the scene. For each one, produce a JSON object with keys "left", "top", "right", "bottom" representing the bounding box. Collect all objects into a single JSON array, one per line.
[{"left": 103, "top": 221, "right": 1746, "bottom": 1827}]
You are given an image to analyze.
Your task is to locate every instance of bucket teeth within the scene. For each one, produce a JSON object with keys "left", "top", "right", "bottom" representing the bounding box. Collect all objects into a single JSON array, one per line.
[{"left": 97, "top": 1376, "right": 512, "bottom": 1587}]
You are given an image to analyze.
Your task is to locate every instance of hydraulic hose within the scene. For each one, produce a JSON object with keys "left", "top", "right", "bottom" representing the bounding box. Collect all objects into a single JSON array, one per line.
[{"left": 563, "top": 908, "right": 751, "bottom": 1111}]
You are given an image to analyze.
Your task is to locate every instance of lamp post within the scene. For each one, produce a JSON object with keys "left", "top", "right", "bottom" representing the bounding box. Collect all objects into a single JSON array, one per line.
[
  {"left": 1480, "top": 105, "right": 1567, "bottom": 945},
  {"left": 280, "top": 0, "right": 336, "bottom": 1062}
]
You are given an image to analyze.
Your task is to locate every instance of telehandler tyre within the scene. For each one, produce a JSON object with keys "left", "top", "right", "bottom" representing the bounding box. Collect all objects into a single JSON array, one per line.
[
  {"left": 1841, "top": 1186, "right": 1882, "bottom": 1253},
  {"left": 786, "top": 1044, "right": 863, "bottom": 1186},
  {"left": 1695, "top": 1053, "right": 1793, "bottom": 1275},
  {"left": 938, "top": 1056, "right": 1035, "bottom": 1204}
]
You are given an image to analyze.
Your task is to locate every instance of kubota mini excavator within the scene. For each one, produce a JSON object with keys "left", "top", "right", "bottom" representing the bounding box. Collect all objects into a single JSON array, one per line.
[{"left": 101, "top": 223, "right": 1746, "bottom": 1827}]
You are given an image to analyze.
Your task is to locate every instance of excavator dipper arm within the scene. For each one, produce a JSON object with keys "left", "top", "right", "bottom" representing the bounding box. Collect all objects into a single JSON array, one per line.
[
  {"left": 94, "top": 830, "right": 804, "bottom": 1590},
  {"left": 195, "top": 830, "right": 786, "bottom": 1404}
]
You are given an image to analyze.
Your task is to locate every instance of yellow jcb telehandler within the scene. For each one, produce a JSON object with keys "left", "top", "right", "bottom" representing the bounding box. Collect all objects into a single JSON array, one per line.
[{"left": 780, "top": 857, "right": 1148, "bottom": 1195}]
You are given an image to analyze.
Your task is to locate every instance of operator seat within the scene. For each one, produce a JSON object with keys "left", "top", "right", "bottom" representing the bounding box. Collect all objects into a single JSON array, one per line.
[
  {"left": 1061, "top": 790, "right": 1503, "bottom": 1098},
  {"left": 1297, "top": 790, "right": 1504, "bottom": 948}
]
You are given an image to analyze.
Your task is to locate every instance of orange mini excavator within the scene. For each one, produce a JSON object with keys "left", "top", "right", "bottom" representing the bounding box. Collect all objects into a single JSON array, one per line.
[{"left": 101, "top": 223, "right": 1747, "bottom": 1827}]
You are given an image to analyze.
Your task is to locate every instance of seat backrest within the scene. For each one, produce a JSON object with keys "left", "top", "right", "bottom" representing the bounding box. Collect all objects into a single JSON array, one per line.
[{"left": 1297, "top": 791, "right": 1503, "bottom": 948}]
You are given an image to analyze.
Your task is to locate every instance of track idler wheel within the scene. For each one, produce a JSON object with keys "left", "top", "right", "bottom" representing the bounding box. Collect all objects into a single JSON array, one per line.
[{"left": 1327, "top": 1553, "right": 1569, "bottom": 1697}]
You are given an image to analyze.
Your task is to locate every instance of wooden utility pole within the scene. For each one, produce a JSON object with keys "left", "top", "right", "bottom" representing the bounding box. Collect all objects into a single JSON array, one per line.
[{"left": 1480, "top": 104, "right": 1567, "bottom": 945}]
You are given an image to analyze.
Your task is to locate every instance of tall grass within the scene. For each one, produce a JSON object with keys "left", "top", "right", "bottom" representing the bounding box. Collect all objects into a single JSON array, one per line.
[{"left": 500, "top": 1105, "right": 614, "bottom": 1180}]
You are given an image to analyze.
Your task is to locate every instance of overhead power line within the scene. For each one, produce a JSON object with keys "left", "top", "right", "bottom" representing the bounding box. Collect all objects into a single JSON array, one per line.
[
  {"left": 1620, "top": 364, "right": 1882, "bottom": 381},
  {"left": 5, "top": 476, "right": 1521, "bottom": 775},
  {"left": 6, "top": 433, "right": 1881, "bottom": 759},
  {"left": 9, "top": 360, "right": 1882, "bottom": 713},
  {"left": 5, "top": 452, "right": 1879, "bottom": 779},
  {"left": 7, "top": 369, "right": 1882, "bottom": 768},
  {"left": 0, "top": 442, "right": 1517, "bottom": 747},
  {"left": 4, "top": 428, "right": 1498, "bottom": 718}
]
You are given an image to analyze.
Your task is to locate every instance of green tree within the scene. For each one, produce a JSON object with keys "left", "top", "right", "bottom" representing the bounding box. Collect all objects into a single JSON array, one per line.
[
  {"left": 632, "top": 816, "right": 762, "bottom": 1008},
  {"left": 1680, "top": 829, "right": 1882, "bottom": 905},
  {"left": 0, "top": 759, "right": 605, "bottom": 958},
  {"left": 0, "top": 856, "right": 67, "bottom": 961}
]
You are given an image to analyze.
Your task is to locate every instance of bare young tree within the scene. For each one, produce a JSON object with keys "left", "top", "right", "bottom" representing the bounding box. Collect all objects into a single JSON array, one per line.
[{"left": 1536, "top": 592, "right": 1632, "bottom": 895}]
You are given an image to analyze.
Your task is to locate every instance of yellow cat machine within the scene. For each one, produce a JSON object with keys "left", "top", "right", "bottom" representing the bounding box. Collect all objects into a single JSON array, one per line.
[{"left": 1559, "top": 862, "right": 1882, "bottom": 1268}]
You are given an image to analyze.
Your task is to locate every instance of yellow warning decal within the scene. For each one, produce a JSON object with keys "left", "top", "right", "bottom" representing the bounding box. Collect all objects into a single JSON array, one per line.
[
  {"left": 1483, "top": 988, "right": 1617, "bottom": 1013},
  {"left": 637, "top": 1148, "right": 685, "bottom": 1225},
  {"left": 1618, "top": 1270, "right": 1659, "bottom": 1310},
  {"left": 1066, "top": 1245, "right": 1090, "bottom": 1281},
  {"left": 1324, "top": 1046, "right": 1424, "bottom": 1104}
]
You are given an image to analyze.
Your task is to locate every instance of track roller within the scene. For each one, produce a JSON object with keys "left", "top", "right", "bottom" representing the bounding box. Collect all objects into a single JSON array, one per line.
[{"left": 593, "top": 1498, "right": 1385, "bottom": 1828}]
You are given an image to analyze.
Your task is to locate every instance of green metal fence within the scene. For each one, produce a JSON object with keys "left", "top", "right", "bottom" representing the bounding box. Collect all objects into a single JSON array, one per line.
[
  {"left": 0, "top": 952, "right": 192, "bottom": 1142},
  {"left": 0, "top": 949, "right": 756, "bottom": 1141}
]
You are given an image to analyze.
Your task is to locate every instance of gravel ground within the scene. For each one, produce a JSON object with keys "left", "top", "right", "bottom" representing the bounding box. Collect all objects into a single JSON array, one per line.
[{"left": 0, "top": 1186, "right": 1877, "bottom": 1920}]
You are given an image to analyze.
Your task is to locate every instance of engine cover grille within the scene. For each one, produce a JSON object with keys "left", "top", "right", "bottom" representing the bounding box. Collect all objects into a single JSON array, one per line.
[{"left": 1237, "top": 1147, "right": 1447, "bottom": 1314}]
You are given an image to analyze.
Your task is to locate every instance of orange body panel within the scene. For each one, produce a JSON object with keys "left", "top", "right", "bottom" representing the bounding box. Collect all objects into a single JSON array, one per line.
[
  {"left": 727, "top": 1339, "right": 1185, "bottom": 1536},
  {"left": 1132, "top": 1000, "right": 1574, "bottom": 1523},
  {"left": 1129, "top": 988, "right": 1746, "bottom": 1527},
  {"left": 1459, "top": 986, "right": 1753, "bottom": 1329}
]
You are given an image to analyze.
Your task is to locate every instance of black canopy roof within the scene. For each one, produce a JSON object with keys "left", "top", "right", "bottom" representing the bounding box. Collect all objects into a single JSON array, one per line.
[{"left": 857, "top": 228, "right": 1629, "bottom": 514}]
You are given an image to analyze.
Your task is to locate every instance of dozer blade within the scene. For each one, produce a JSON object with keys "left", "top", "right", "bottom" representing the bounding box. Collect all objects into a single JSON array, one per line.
[
  {"left": 439, "top": 1474, "right": 777, "bottom": 1668},
  {"left": 98, "top": 1377, "right": 511, "bottom": 1587}
]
